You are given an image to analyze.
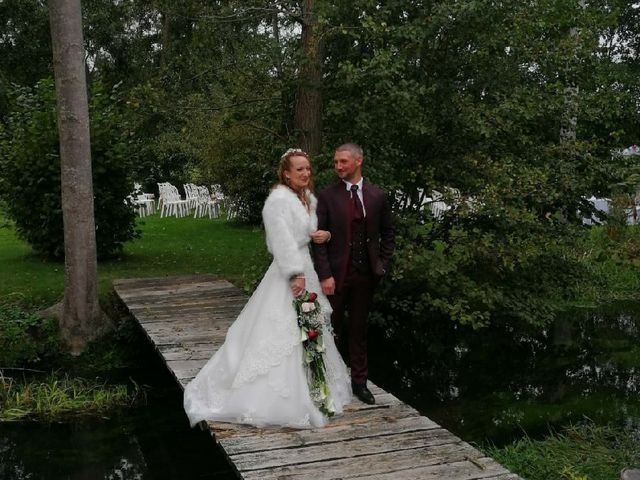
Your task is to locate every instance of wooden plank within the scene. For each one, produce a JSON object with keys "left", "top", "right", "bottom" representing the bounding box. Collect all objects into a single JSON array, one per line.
[
  {"left": 141, "top": 318, "right": 234, "bottom": 337},
  {"left": 129, "top": 300, "right": 244, "bottom": 320},
  {"left": 114, "top": 278, "right": 233, "bottom": 291},
  {"left": 115, "top": 286, "right": 241, "bottom": 303},
  {"left": 143, "top": 327, "right": 227, "bottom": 341},
  {"left": 483, "top": 475, "right": 522, "bottom": 480},
  {"left": 119, "top": 293, "right": 244, "bottom": 307},
  {"left": 177, "top": 377, "right": 192, "bottom": 390},
  {"left": 211, "top": 403, "right": 423, "bottom": 442},
  {"left": 229, "top": 428, "right": 459, "bottom": 471},
  {"left": 135, "top": 312, "right": 241, "bottom": 325},
  {"left": 239, "top": 442, "right": 488, "bottom": 479},
  {"left": 117, "top": 281, "right": 241, "bottom": 294},
  {"left": 170, "top": 364, "right": 208, "bottom": 382},
  {"left": 220, "top": 414, "right": 439, "bottom": 455},
  {"left": 157, "top": 343, "right": 217, "bottom": 361},
  {"left": 347, "top": 456, "right": 513, "bottom": 480},
  {"left": 124, "top": 296, "right": 247, "bottom": 311},
  {"left": 113, "top": 274, "right": 222, "bottom": 289},
  {"left": 115, "top": 282, "right": 235, "bottom": 297},
  {"left": 166, "top": 358, "right": 211, "bottom": 374},
  {"left": 131, "top": 313, "right": 243, "bottom": 325},
  {"left": 152, "top": 331, "right": 223, "bottom": 346},
  {"left": 120, "top": 286, "right": 245, "bottom": 302}
]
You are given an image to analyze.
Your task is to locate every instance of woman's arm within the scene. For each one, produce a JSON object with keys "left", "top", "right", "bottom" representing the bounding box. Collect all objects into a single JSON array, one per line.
[{"left": 262, "top": 193, "right": 305, "bottom": 280}]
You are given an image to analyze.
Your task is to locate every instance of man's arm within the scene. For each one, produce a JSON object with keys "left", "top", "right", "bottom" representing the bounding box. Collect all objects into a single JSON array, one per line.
[{"left": 312, "top": 191, "right": 333, "bottom": 281}]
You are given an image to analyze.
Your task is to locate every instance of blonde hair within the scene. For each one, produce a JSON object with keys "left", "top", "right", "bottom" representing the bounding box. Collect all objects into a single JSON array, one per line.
[{"left": 277, "top": 148, "right": 314, "bottom": 193}]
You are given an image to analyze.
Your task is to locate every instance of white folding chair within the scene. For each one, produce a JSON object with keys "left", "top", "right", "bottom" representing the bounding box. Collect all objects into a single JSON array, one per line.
[
  {"left": 159, "top": 182, "right": 188, "bottom": 218},
  {"left": 193, "top": 186, "right": 215, "bottom": 218},
  {"left": 183, "top": 183, "right": 199, "bottom": 211}
]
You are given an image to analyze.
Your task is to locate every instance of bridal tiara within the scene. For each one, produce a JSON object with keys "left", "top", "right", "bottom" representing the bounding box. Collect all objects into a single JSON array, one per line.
[{"left": 281, "top": 148, "right": 308, "bottom": 160}]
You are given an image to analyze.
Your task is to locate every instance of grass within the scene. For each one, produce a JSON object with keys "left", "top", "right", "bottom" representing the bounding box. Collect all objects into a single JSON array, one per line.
[
  {"left": 0, "top": 371, "right": 135, "bottom": 421},
  {"left": 0, "top": 213, "right": 269, "bottom": 307},
  {"left": 571, "top": 225, "right": 640, "bottom": 306},
  {"left": 0, "top": 212, "right": 269, "bottom": 421},
  {"left": 484, "top": 422, "right": 640, "bottom": 480}
]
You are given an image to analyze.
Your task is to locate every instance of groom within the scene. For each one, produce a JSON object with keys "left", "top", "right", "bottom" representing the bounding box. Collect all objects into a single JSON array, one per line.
[{"left": 313, "top": 143, "right": 395, "bottom": 404}]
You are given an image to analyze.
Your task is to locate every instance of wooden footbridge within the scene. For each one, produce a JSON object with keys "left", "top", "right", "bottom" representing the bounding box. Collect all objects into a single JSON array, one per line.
[{"left": 113, "top": 275, "right": 522, "bottom": 480}]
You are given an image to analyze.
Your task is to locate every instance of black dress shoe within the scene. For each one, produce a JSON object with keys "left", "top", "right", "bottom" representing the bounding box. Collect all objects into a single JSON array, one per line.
[{"left": 352, "top": 382, "right": 375, "bottom": 404}]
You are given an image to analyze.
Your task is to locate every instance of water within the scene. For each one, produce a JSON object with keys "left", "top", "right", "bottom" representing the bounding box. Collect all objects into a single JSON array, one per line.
[
  {"left": 0, "top": 402, "right": 235, "bottom": 480},
  {"left": 0, "top": 337, "right": 236, "bottom": 480},
  {"left": 2, "top": 304, "right": 639, "bottom": 477},
  {"left": 369, "top": 303, "right": 640, "bottom": 445}
]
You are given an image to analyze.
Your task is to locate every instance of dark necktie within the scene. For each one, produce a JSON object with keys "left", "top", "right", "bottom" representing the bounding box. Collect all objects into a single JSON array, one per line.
[{"left": 350, "top": 184, "right": 364, "bottom": 221}]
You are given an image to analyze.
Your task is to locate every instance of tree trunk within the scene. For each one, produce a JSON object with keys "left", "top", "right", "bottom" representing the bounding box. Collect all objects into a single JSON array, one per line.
[
  {"left": 48, "top": 0, "right": 106, "bottom": 354},
  {"left": 560, "top": 83, "right": 578, "bottom": 143},
  {"left": 293, "top": 0, "right": 324, "bottom": 155},
  {"left": 273, "top": 12, "right": 284, "bottom": 80},
  {"left": 560, "top": 1, "right": 586, "bottom": 144},
  {"left": 273, "top": 10, "right": 289, "bottom": 137},
  {"left": 159, "top": 7, "right": 171, "bottom": 71}
]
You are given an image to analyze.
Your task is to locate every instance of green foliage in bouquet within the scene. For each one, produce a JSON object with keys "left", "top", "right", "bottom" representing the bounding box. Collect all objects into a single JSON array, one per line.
[{"left": 293, "top": 290, "right": 335, "bottom": 417}]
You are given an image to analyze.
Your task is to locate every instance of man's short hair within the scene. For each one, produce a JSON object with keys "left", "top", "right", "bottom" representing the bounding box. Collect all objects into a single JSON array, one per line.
[{"left": 336, "top": 142, "right": 363, "bottom": 159}]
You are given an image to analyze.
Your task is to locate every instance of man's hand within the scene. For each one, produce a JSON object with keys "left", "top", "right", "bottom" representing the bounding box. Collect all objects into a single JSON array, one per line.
[
  {"left": 320, "top": 277, "right": 336, "bottom": 296},
  {"left": 310, "top": 230, "right": 331, "bottom": 244}
]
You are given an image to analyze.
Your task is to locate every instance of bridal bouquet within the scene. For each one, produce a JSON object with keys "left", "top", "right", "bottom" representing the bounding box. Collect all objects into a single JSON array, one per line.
[{"left": 293, "top": 291, "right": 335, "bottom": 417}]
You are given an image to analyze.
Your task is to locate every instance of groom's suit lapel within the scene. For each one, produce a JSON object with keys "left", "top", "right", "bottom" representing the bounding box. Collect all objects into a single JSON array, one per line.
[
  {"left": 334, "top": 181, "right": 373, "bottom": 217},
  {"left": 330, "top": 181, "right": 377, "bottom": 228},
  {"left": 333, "top": 182, "right": 351, "bottom": 223},
  {"left": 362, "top": 182, "right": 373, "bottom": 216}
]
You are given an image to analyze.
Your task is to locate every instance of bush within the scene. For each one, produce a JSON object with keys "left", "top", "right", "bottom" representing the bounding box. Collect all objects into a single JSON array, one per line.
[
  {"left": 198, "top": 117, "right": 285, "bottom": 224},
  {"left": 0, "top": 302, "right": 60, "bottom": 367},
  {"left": 0, "top": 79, "right": 139, "bottom": 259},
  {"left": 374, "top": 205, "right": 587, "bottom": 334}
]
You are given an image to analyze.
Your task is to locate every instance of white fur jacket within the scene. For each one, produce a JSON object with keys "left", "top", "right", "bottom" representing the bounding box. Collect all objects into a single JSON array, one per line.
[{"left": 262, "top": 185, "right": 317, "bottom": 280}]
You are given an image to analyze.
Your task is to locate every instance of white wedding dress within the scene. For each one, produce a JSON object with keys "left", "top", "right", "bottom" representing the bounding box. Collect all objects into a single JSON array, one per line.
[{"left": 183, "top": 185, "right": 352, "bottom": 428}]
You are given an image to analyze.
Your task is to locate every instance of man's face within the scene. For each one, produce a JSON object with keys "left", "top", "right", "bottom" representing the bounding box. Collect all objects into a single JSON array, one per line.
[{"left": 333, "top": 149, "right": 362, "bottom": 182}]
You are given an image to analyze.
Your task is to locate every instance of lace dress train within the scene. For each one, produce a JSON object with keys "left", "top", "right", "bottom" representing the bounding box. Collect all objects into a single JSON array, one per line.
[{"left": 183, "top": 253, "right": 351, "bottom": 429}]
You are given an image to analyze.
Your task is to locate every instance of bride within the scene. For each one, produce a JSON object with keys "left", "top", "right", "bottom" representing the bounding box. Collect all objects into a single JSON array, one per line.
[{"left": 183, "top": 148, "right": 352, "bottom": 429}]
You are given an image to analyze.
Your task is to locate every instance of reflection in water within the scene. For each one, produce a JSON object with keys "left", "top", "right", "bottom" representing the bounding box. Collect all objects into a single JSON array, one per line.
[
  {"left": 370, "top": 303, "right": 640, "bottom": 444},
  {"left": 0, "top": 405, "right": 234, "bottom": 480},
  {"left": 0, "top": 337, "right": 235, "bottom": 480},
  {"left": 1, "top": 422, "right": 148, "bottom": 479}
]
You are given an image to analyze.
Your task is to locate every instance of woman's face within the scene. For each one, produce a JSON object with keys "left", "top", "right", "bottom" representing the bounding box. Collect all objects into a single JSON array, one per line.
[{"left": 285, "top": 155, "right": 312, "bottom": 191}]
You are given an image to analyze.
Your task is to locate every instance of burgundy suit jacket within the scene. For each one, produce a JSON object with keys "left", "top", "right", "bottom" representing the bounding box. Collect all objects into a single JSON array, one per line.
[{"left": 313, "top": 181, "right": 395, "bottom": 291}]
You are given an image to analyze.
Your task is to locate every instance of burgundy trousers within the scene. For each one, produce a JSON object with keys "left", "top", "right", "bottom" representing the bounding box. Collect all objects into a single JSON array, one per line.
[{"left": 328, "top": 267, "right": 377, "bottom": 385}]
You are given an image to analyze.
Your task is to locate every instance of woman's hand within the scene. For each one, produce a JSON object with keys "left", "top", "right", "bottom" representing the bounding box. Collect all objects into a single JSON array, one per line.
[
  {"left": 290, "top": 276, "right": 305, "bottom": 297},
  {"left": 310, "top": 230, "right": 331, "bottom": 244}
]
